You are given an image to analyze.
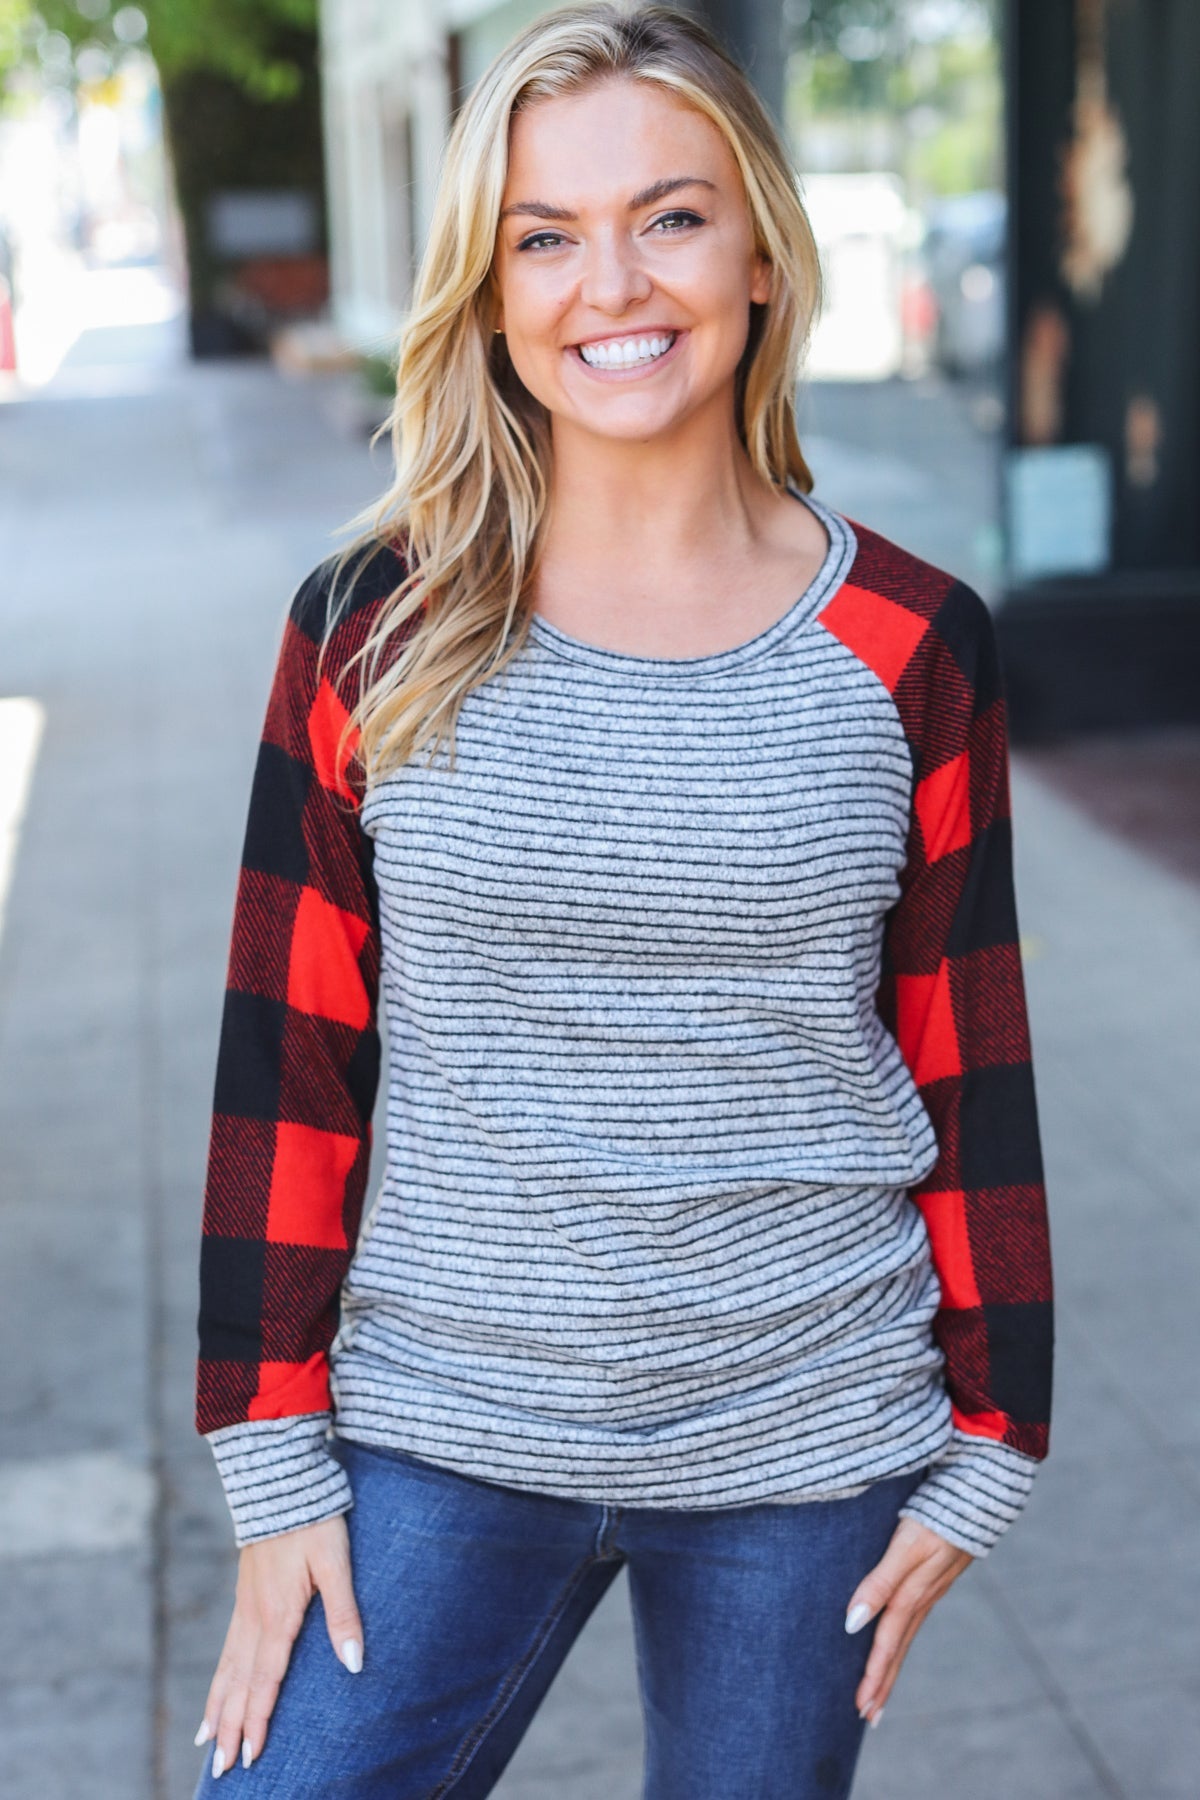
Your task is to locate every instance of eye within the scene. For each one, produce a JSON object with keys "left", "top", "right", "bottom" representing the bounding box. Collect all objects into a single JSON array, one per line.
[
  {"left": 649, "top": 209, "right": 705, "bottom": 233},
  {"left": 515, "top": 230, "right": 567, "bottom": 253}
]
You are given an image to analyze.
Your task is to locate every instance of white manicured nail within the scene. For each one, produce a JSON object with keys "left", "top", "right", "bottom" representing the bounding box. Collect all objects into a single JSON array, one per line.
[
  {"left": 845, "top": 1602, "right": 872, "bottom": 1633},
  {"left": 869, "top": 1707, "right": 885, "bottom": 1728},
  {"left": 342, "top": 1637, "right": 363, "bottom": 1673},
  {"left": 211, "top": 1745, "right": 226, "bottom": 1779},
  {"left": 242, "top": 1739, "right": 253, "bottom": 1768},
  {"left": 194, "top": 1720, "right": 212, "bottom": 1747}
]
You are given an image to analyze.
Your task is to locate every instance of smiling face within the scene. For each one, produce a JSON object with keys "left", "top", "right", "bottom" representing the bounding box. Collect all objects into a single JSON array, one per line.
[{"left": 492, "top": 75, "right": 772, "bottom": 451}]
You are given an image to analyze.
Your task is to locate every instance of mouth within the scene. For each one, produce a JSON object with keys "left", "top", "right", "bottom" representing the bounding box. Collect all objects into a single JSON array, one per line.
[{"left": 568, "top": 328, "right": 686, "bottom": 379}]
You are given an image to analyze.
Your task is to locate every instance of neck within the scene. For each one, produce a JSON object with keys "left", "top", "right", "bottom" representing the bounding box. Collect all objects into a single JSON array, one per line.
[{"left": 540, "top": 387, "right": 779, "bottom": 573}]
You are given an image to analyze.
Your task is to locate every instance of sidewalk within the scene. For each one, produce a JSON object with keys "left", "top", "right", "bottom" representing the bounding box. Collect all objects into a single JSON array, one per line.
[{"left": 0, "top": 339, "right": 1195, "bottom": 1799}]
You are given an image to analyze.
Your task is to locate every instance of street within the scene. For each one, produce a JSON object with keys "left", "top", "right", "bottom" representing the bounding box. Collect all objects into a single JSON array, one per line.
[{"left": 1, "top": 315, "right": 1197, "bottom": 1799}]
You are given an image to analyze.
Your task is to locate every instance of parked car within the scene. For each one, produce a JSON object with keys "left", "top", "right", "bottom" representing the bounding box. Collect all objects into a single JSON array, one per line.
[
  {"left": 0, "top": 221, "right": 16, "bottom": 373},
  {"left": 920, "top": 190, "right": 1006, "bottom": 377}
]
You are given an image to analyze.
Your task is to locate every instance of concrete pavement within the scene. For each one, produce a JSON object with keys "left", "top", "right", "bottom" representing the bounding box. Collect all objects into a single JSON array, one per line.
[{"left": 0, "top": 328, "right": 1195, "bottom": 1798}]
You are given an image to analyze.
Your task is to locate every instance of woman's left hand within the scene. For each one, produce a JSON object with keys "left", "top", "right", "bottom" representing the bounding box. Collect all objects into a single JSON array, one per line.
[{"left": 844, "top": 1516, "right": 974, "bottom": 1725}]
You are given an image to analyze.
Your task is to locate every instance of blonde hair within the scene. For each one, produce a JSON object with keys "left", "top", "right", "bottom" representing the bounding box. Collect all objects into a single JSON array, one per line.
[{"left": 318, "top": 0, "right": 824, "bottom": 785}]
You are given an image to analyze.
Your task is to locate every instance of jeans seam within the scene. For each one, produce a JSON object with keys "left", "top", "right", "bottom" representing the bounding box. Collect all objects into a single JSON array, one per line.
[{"left": 426, "top": 1553, "right": 602, "bottom": 1799}]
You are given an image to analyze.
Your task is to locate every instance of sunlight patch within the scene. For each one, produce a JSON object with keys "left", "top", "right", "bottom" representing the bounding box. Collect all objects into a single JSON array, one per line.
[{"left": 0, "top": 696, "right": 45, "bottom": 948}]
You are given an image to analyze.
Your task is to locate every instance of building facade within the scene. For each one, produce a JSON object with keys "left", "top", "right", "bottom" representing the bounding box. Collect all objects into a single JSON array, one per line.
[
  {"left": 317, "top": 0, "right": 783, "bottom": 353},
  {"left": 319, "top": 0, "right": 566, "bottom": 352},
  {"left": 317, "top": 0, "right": 1200, "bottom": 737},
  {"left": 997, "top": 0, "right": 1200, "bottom": 735}
]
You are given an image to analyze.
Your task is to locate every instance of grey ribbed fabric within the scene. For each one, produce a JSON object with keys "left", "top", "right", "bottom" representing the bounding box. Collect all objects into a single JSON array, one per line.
[{"left": 208, "top": 491, "right": 1039, "bottom": 1555}]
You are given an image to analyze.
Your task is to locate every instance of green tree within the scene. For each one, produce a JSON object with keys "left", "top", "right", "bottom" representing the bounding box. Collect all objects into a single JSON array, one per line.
[
  {"left": 786, "top": 0, "right": 999, "bottom": 52},
  {"left": 2, "top": 0, "right": 327, "bottom": 355},
  {"left": 786, "top": 0, "right": 1003, "bottom": 197},
  {"left": 2, "top": 0, "right": 319, "bottom": 105}
]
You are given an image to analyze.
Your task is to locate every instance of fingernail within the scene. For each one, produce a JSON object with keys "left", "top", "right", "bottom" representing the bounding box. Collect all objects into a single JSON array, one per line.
[
  {"left": 211, "top": 1746, "right": 226, "bottom": 1779},
  {"left": 194, "top": 1720, "right": 212, "bottom": 1747},
  {"left": 845, "top": 1602, "right": 872, "bottom": 1634},
  {"left": 869, "top": 1707, "right": 885, "bottom": 1729},
  {"left": 242, "top": 1740, "right": 253, "bottom": 1769},
  {"left": 342, "top": 1637, "right": 363, "bottom": 1674}
]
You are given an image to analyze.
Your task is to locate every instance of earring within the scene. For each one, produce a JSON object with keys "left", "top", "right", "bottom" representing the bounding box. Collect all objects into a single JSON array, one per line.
[{"left": 494, "top": 326, "right": 504, "bottom": 334}]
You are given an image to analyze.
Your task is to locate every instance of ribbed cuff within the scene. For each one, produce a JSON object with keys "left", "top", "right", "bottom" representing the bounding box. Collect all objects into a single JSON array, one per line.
[
  {"left": 205, "top": 1413, "right": 353, "bottom": 1548},
  {"left": 899, "top": 1429, "right": 1042, "bottom": 1557}
]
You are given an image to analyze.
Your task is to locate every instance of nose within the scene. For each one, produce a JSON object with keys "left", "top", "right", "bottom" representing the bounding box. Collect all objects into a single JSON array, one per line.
[{"left": 578, "top": 226, "right": 653, "bottom": 314}]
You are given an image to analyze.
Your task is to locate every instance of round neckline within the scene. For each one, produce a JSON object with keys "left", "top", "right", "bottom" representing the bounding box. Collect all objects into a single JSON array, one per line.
[{"left": 525, "top": 487, "right": 856, "bottom": 677}]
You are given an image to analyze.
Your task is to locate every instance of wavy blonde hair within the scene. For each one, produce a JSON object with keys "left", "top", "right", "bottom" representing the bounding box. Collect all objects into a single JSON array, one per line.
[{"left": 318, "top": 0, "right": 824, "bottom": 786}]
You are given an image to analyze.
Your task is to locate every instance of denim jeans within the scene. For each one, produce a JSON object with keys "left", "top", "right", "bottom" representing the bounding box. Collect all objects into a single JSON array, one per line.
[{"left": 193, "top": 1435, "right": 925, "bottom": 1800}]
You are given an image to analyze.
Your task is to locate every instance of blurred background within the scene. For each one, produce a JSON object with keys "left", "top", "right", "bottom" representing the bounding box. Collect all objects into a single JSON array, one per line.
[{"left": 0, "top": 1, "right": 1197, "bottom": 1795}]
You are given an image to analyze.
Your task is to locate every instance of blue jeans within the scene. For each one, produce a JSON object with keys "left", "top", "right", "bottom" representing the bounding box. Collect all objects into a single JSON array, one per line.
[{"left": 193, "top": 1436, "right": 925, "bottom": 1800}]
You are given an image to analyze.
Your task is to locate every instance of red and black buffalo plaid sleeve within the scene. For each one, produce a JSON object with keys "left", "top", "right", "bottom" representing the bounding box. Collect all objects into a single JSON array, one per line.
[
  {"left": 822, "top": 530, "right": 1054, "bottom": 1555},
  {"left": 196, "top": 550, "right": 403, "bottom": 1545}
]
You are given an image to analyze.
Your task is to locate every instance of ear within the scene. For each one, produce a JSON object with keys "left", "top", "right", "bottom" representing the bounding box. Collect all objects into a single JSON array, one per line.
[{"left": 750, "top": 248, "right": 773, "bottom": 307}]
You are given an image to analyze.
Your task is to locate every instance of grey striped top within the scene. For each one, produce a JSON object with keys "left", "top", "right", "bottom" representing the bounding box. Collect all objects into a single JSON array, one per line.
[{"left": 208, "top": 490, "right": 1040, "bottom": 1556}]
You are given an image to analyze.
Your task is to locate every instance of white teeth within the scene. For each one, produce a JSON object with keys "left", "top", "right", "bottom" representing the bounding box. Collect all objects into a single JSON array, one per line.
[{"left": 579, "top": 332, "right": 676, "bottom": 368}]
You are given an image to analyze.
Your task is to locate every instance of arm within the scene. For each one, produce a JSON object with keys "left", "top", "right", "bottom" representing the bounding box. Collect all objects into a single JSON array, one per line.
[
  {"left": 879, "top": 583, "right": 1054, "bottom": 1558},
  {"left": 196, "top": 558, "right": 386, "bottom": 1548}
]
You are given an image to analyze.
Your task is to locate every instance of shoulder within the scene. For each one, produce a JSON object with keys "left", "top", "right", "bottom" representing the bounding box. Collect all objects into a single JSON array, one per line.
[
  {"left": 287, "top": 534, "right": 414, "bottom": 649},
  {"left": 277, "top": 535, "right": 418, "bottom": 722},
  {"left": 821, "top": 510, "right": 1001, "bottom": 717}
]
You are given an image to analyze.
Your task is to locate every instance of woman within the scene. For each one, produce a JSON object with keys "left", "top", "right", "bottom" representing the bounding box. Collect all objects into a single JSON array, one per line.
[{"left": 192, "top": 5, "right": 1053, "bottom": 1795}]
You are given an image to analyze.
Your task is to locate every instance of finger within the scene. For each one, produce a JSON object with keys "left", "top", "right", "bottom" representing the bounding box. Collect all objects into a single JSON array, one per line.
[
  {"left": 857, "top": 1587, "right": 913, "bottom": 1697},
  {"left": 193, "top": 1678, "right": 221, "bottom": 1748},
  {"left": 313, "top": 1539, "right": 364, "bottom": 1673},
  {"left": 844, "top": 1522, "right": 929, "bottom": 1633},
  {"left": 195, "top": 1623, "right": 251, "bottom": 1758},
  {"left": 860, "top": 1612, "right": 922, "bottom": 1723},
  {"left": 240, "top": 1625, "right": 299, "bottom": 1770},
  {"left": 209, "top": 1645, "right": 257, "bottom": 1781},
  {"left": 856, "top": 1598, "right": 927, "bottom": 1722}
]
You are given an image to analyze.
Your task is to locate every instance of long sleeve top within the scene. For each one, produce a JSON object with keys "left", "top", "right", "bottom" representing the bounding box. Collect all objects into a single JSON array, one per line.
[{"left": 196, "top": 491, "right": 1053, "bottom": 1558}]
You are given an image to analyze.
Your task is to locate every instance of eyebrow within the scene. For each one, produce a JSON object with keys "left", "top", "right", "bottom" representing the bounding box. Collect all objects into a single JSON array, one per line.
[{"left": 498, "top": 175, "right": 716, "bottom": 225}]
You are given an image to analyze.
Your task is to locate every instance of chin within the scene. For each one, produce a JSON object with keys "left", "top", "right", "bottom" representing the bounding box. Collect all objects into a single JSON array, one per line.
[{"left": 566, "top": 404, "right": 694, "bottom": 442}]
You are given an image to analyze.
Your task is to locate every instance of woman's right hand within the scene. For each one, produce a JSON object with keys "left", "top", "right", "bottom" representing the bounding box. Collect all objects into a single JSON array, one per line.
[{"left": 194, "top": 1512, "right": 364, "bottom": 1777}]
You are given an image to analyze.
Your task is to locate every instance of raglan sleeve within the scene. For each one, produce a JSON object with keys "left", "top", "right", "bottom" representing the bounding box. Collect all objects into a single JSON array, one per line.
[
  {"left": 195, "top": 562, "right": 383, "bottom": 1548},
  {"left": 881, "top": 584, "right": 1054, "bottom": 1558}
]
